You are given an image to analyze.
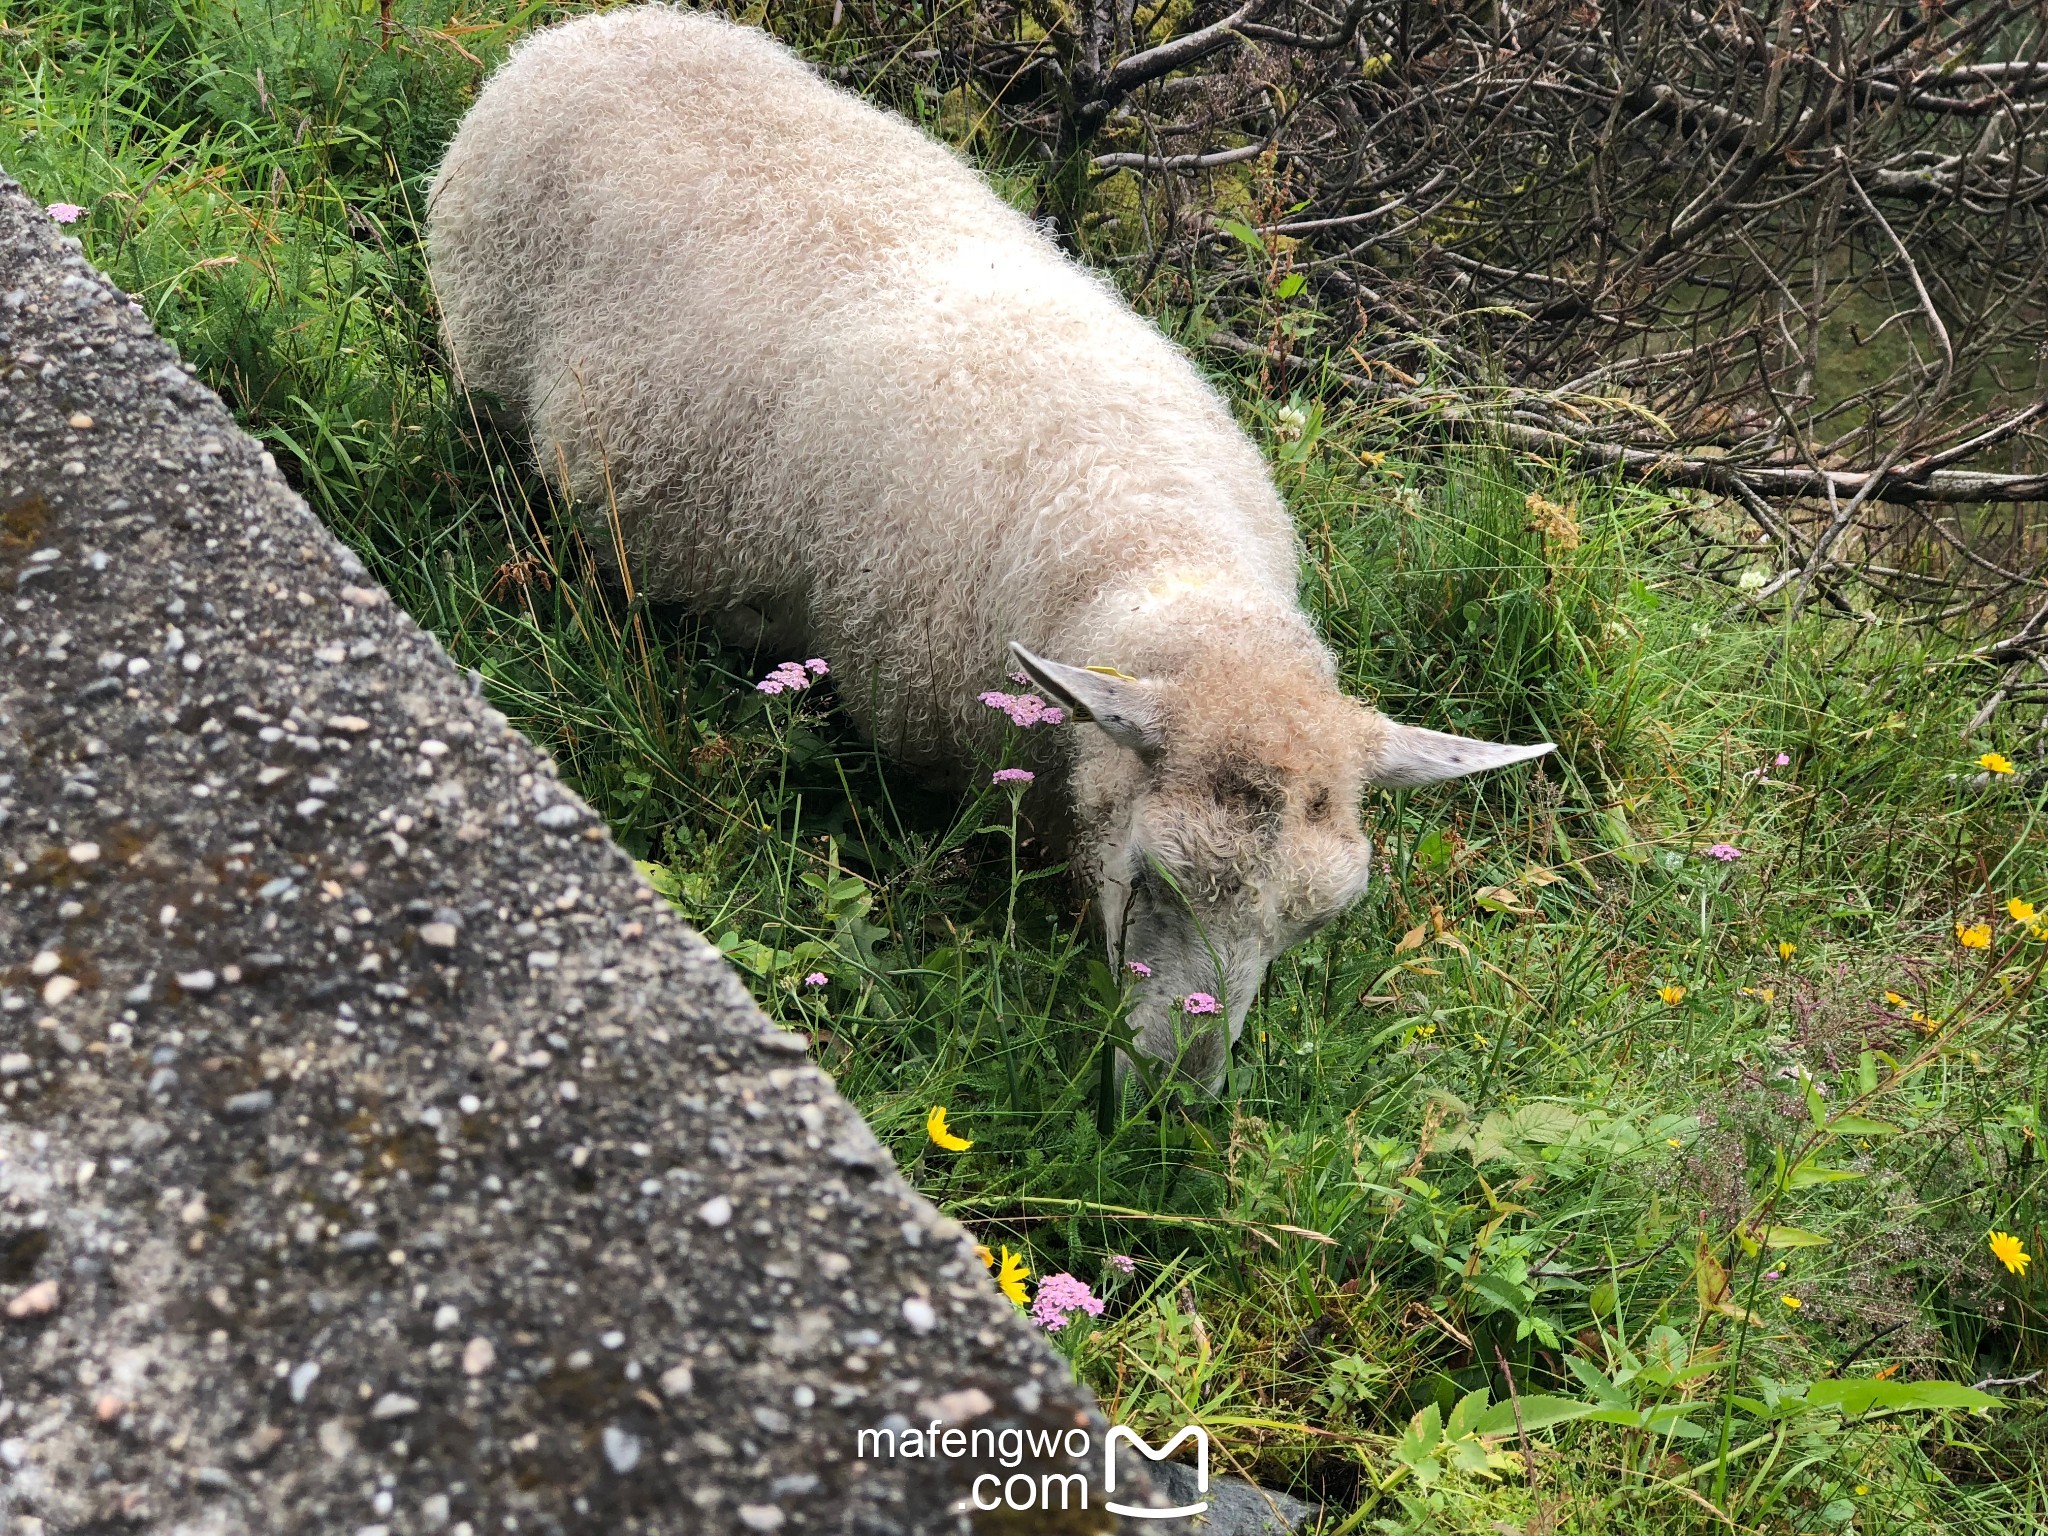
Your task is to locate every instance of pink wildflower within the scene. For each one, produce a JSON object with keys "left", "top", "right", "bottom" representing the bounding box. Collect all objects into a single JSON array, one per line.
[
  {"left": 1030, "top": 1273, "right": 1105, "bottom": 1332},
  {"left": 1182, "top": 992, "right": 1220, "bottom": 1016},
  {"left": 1703, "top": 843, "right": 1743, "bottom": 862},
  {"left": 979, "top": 690, "right": 1065, "bottom": 729},
  {"left": 1126, "top": 960, "right": 1152, "bottom": 978},
  {"left": 756, "top": 660, "right": 816, "bottom": 695},
  {"left": 992, "top": 767, "right": 1035, "bottom": 787},
  {"left": 803, "top": 972, "right": 828, "bottom": 988},
  {"left": 46, "top": 202, "right": 83, "bottom": 224},
  {"left": 1108, "top": 1254, "right": 1137, "bottom": 1275},
  {"left": 1008, "top": 671, "right": 1033, "bottom": 686},
  {"left": 1774, "top": 753, "right": 1790, "bottom": 767},
  {"left": 805, "top": 658, "right": 830, "bottom": 676}
]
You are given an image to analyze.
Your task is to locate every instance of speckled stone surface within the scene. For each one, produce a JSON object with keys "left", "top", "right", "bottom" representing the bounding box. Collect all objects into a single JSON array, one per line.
[{"left": 0, "top": 175, "right": 1179, "bottom": 1535}]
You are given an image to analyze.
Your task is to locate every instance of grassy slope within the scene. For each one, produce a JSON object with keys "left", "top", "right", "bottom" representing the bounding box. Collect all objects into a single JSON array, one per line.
[{"left": 4, "top": 3, "right": 2042, "bottom": 1529}]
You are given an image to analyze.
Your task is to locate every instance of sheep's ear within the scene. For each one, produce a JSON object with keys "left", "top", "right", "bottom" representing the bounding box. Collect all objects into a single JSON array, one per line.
[
  {"left": 1369, "top": 718, "right": 1554, "bottom": 788},
  {"left": 1009, "top": 643, "right": 1164, "bottom": 755}
]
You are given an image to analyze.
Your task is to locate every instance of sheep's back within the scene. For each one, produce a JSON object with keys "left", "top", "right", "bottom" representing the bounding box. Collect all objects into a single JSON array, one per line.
[{"left": 427, "top": 7, "right": 1299, "bottom": 761}]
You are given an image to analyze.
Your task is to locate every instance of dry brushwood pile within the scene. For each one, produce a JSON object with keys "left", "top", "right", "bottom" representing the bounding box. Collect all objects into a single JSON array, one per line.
[{"left": 810, "top": 0, "right": 2048, "bottom": 705}]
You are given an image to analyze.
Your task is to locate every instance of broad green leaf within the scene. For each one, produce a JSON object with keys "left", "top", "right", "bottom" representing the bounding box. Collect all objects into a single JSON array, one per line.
[
  {"left": 1475, "top": 1395, "right": 1600, "bottom": 1436},
  {"left": 1827, "top": 1115, "right": 1903, "bottom": 1136},
  {"left": 1445, "top": 1387, "right": 1491, "bottom": 1439},
  {"left": 1396, "top": 1403, "right": 1443, "bottom": 1465},
  {"left": 1466, "top": 1272, "right": 1530, "bottom": 1314},
  {"left": 1787, "top": 1164, "right": 1864, "bottom": 1189},
  {"left": 1759, "top": 1225, "right": 1830, "bottom": 1249},
  {"left": 1566, "top": 1356, "right": 1630, "bottom": 1410},
  {"left": 1806, "top": 1379, "right": 1998, "bottom": 1415},
  {"left": 1218, "top": 216, "right": 1266, "bottom": 253},
  {"left": 1414, "top": 828, "right": 1453, "bottom": 871}
]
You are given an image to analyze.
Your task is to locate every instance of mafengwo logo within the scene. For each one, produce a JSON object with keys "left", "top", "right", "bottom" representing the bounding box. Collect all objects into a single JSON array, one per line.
[
  {"left": 856, "top": 1419, "right": 1210, "bottom": 1517},
  {"left": 1104, "top": 1425, "right": 1209, "bottom": 1519}
]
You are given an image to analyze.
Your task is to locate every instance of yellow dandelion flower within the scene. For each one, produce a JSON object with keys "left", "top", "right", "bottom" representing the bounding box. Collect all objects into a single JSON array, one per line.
[
  {"left": 1781, "top": 1294, "right": 1803, "bottom": 1310},
  {"left": 2008, "top": 897, "right": 2037, "bottom": 924},
  {"left": 1885, "top": 991, "right": 1908, "bottom": 1007},
  {"left": 1956, "top": 922, "right": 1993, "bottom": 950},
  {"left": 1979, "top": 752, "right": 2015, "bottom": 775},
  {"left": 1777, "top": 941, "right": 1796, "bottom": 961},
  {"left": 1855, "top": 1485, "right": 1869, "bottom": 1496},
  {"left": 996, "top": 1246, "right": 1030, "bottom": 1307},
  {"left": 1989, "top": 1230, "right": 2031, "bottom": 1277},
  {"left": 926, "top": 1105, "right": 973, "bottom": 1151},
  {"left": 1659, "top": 984, "right": 1686, "bottom": 1006}
]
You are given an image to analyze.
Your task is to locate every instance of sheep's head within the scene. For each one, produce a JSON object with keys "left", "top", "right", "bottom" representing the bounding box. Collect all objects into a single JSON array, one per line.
[{"left": 1011, "top": 643, "right": 1553, "bottom": 1094}]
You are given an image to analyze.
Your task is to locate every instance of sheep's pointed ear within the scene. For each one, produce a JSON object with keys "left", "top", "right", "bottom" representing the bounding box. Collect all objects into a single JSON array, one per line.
[
  {"left": 1369, "top": 718, "right": 1555, "bottom": 788},
  {"left": 1009, "top": 643, "right": 1165, "bottom": 755}
]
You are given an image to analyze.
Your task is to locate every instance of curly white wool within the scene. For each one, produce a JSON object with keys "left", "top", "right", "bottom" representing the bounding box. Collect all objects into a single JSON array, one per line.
[
  {"left": 427, "top": 6, "right": 1306, "bottom": 759},
  {"left": 428, "top": 6, "right": 1551, "bottom": 1086}
]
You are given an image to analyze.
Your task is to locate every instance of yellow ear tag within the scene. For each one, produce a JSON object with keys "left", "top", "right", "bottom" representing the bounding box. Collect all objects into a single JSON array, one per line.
[{"left": 1082, "top": 664, "right": 1140, "bottom": 681}]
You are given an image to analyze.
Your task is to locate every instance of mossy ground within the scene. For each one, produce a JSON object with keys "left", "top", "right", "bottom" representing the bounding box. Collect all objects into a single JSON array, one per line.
[{"left": 4, "top": 3, "right": 2042, "bottom": 1529}]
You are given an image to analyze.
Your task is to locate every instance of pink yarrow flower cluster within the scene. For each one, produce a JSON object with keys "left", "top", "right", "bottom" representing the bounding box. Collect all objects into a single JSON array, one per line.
[
  {"left": 802, "top": 972, "right": 828, "bottom": 988},
  {"left": 757, "top": 658, "right": 829, "bottom": 695},
  {"left": 992, "top": 768, "right": 1035, "bottom": 787},
  {"left": 1108, "top": 1254, "right": 1137, "bottom": 1275},
  {"left": 1702, "top": 843, "right": 1744, "bottom": 862},
  {"left": 1181, "top": 992, "right": 1221, "bottom": 1016},
  {"left": 47, "top": 202, "right": 83, "bottom": 224},
  {"left": 979, "top": 690, "right": 1065, "bottom": 729},
  {"left": 1126, "top": 961, "right": 1153, "bottom": 978},
  {"left": 1030, "top": 1273, "right": 1105, "bottom": 1332}
]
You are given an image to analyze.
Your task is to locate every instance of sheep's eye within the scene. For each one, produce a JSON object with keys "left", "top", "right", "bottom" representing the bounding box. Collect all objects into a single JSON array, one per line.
[{"left": 1211, "top": 765, "right": 1283, "bottom": 825}]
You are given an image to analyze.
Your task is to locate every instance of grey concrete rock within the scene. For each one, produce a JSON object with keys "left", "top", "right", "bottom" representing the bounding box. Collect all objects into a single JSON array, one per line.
[
  {"left": 0, "top": 173, "right": 1185, "bottom": 1533},
  {"left": 1149, "top": 1462, "right": 1316, "bottom": 1533}
]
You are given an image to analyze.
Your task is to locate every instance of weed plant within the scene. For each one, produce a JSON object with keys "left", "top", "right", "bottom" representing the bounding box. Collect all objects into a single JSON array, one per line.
[{"left": 4, "top": 3, "right": 2043, "bottom": 1529}]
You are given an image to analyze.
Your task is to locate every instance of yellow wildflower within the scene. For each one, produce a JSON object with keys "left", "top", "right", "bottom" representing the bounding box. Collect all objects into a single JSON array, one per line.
[
  {"left": 1781, "top": 1294, "right": 1803, "bottom": 1310},
  {"left": 1665, "top": 1137, "right": 1683, "bottom": 1150},
  {"left": 1989, "top": 1230, "right": 2031, "bottom": 1278},
  {"left": 974, "top": 1244, "right": 994, "bottom": 1268},
  {"left": 1979, "top": 752, "right": 2015, "bottom": 775},
  {"left": 1885, "top": 991, "right": 1908, "bottom": 1007},
  {"left": 1956, "top": 922, "right": 1993, "bottom": 950},
  {"left": 996, "top": 1246, "right": 1031, "bottom": 1307},
  {"left": 1659, "top": 984, "right": 1686, "bottom": 1006},
  {"left": 1777, "top": 941, "right": 1796, "bottom": 961},
  {"left": 926, "top": 1105, "right": 973, "bottom": 1151},
  {"left": 2008, "top": 897, "right": 2037, "bottom": 924}
]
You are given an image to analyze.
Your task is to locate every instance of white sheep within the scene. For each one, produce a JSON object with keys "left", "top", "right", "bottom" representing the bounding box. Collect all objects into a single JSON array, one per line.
[{"left": 427, "top": 5, "right": 1552, "bottom": 1088}]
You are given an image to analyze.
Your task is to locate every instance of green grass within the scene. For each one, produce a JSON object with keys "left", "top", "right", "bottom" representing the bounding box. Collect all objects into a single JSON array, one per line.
[{"left": 6, "top": 4, "right": 2044, "bottom": 1530}]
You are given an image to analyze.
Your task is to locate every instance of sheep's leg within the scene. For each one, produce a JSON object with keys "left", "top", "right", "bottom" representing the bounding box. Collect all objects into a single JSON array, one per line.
[{"left": 712, "top": 600, "right": 804, "bottom": 658}]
